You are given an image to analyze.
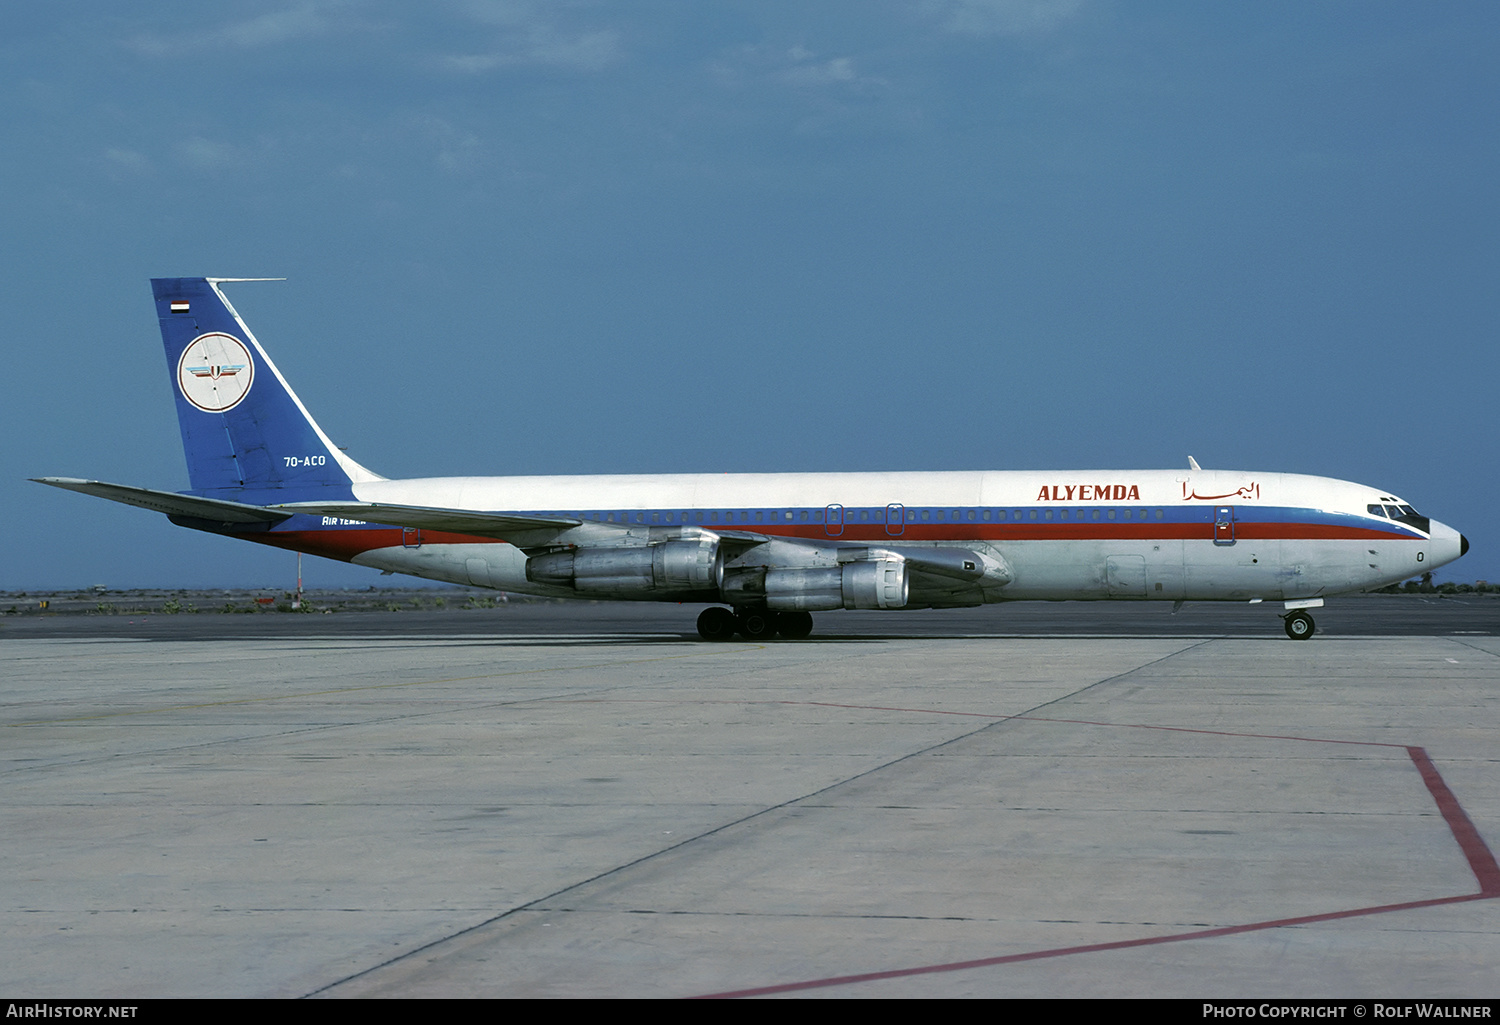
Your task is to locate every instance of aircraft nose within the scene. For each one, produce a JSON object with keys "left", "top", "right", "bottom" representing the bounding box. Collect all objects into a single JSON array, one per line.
[{"left": 1426, "top": 519, "right": 1467, "bottom": 570}]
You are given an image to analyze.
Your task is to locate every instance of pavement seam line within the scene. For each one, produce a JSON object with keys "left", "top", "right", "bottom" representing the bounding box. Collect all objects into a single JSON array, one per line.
[{"left": 300, "top": 637, "right": 1209, "bottom": 998}]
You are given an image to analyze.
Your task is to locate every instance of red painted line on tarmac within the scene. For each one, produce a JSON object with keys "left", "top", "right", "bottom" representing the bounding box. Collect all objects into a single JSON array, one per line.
[
  {"left": 1408, "top": 746, "right": 1500, "bottom": 895},
  {"left": 686, "top": 733, "right": 1499, "bottom": 998},
  {"left": 693, "top": 893, "right": 1490, "bottom": 999}
]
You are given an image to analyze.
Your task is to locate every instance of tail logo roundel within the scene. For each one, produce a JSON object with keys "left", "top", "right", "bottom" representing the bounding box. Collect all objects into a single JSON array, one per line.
[{"left": 177, "top": 333, "right": 254, "bottom": 412}]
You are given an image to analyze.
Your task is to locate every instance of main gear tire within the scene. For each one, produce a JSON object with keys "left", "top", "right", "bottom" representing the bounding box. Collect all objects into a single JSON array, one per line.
[
  {"left": 775, "top": 611, "right": 814, "bottom": 640},
  {"left": 697, "top": 606, "right": 737, "bottom": 641},
  {"left": 737, "top": 609, "right": 778, "bottom": 640}
]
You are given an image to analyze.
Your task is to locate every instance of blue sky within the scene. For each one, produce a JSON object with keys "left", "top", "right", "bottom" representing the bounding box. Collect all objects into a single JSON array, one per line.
[{"left": 5, "top": 1, "right": 1497, "bottom": 589}]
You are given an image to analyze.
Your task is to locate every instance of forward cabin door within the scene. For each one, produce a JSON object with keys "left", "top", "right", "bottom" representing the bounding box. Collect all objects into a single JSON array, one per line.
[
  {"left": 886, "top": 503, "right": 905, "bottom": 537},
  {"left": 1214, "top": 506, "right": 1236, "bottom": 545}
]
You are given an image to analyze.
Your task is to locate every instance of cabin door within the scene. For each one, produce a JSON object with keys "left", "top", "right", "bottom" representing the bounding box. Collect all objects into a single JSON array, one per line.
[
  {"left": 886, "top": 503, "right": 905, "bottom": 536},
  {"left": 824, "top": 504, "right": 844, "bottom": 537},
  {"left": 1214, "top": 506, "right": 1236, "bottom": 545}
]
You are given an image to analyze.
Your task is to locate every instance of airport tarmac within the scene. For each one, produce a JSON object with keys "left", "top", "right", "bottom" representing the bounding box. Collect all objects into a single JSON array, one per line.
[{"left": 2, "top": 600, "right": 1497, "bottom": 998}]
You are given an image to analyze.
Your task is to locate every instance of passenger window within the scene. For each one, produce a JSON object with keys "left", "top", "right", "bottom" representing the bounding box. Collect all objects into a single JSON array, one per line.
[
  {"left": 1044, "top": 510, "right": 1053, "bottom": 520},
  {"left": 921, "top": 509, "right": 931, "bottom": 521},
  {"left": 1107, "top": 509, "right": 1116, "bottom": 520},
  {"left": 982, "top": 509, "right": 992, "bottom": 521},
  {"left": 1028, "top": 510, "right": 1038, "bottom": 521},
  {"left": 1155, "top": 509, "right": 1164, "bottom": 520},
  {"left": 1122, "top": 509, "right": 1132, "bottom": 520}
]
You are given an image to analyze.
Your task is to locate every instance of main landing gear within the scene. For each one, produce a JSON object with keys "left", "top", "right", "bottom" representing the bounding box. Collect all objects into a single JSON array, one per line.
[{"left": 697, "top": 606, "right": 813, "bottom": 641}]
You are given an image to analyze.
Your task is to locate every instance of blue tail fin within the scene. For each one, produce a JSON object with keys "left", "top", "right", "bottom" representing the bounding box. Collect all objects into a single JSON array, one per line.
[{"left": 151, "top": 277, "right": 382, "bottom": 498}]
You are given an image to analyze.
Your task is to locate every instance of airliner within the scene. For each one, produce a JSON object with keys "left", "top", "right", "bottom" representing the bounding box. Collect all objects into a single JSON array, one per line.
[{"left": 36, "top": 278, "right": 1468, "bottom": 640}]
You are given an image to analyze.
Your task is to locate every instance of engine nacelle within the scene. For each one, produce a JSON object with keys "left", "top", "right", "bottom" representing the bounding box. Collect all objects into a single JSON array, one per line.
[
  {"left": 753, "top": 556, "right": 909, "bottom": 611},
  {"left": 526, "top": 537, "right": 718, "bottom": 595},
  {"left": 837, "top": 557, "right": 909, "bottom": 610}
]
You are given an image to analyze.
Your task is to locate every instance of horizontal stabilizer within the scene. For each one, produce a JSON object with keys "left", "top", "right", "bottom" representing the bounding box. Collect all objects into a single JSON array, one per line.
[
  {"left": 32, "top": 478, "right": 289, "bottom": 524},
  {"left": 273, "top": 501, "right": 580, "bottom": 539}
]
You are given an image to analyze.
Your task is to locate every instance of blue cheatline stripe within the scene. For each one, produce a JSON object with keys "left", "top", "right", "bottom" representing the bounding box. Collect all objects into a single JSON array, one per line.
[{"left": 259, "top": 503, "right": 1423, "bottom": 541}]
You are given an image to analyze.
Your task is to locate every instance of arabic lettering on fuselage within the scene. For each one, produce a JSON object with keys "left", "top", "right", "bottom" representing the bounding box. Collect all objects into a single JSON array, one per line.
[{"left": 1182, "top": 482, "right": 1260, "bottom": 502}]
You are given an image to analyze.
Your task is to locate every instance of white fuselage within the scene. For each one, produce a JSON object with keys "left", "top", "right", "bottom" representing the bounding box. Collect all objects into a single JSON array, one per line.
[{"left": 320, "top": 468, "right": 1462, "bottom": 605}]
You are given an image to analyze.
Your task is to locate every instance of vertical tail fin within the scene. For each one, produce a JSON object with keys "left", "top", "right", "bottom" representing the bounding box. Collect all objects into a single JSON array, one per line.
[{"left": 151, "top": 277, "right": 382, "bottom": 497}]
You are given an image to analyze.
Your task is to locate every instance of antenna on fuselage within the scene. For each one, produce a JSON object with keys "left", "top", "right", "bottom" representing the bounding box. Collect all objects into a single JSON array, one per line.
[{"left": 1188, "top": 456, "right": 1202, "bottom": 471}]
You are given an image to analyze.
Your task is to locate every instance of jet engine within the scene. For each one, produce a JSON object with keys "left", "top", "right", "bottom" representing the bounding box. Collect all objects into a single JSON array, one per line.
[
  {"left": 526, "top": 536, "right": 719, "bottom": 595},
  {"left": 723, "top": 554, "right": 909, "bottom": 611}
]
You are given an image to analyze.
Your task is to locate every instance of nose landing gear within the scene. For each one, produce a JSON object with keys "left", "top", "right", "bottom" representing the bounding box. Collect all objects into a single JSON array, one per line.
[{"left": 1283, "top": 610, "right": 1316, "bottom": 640}]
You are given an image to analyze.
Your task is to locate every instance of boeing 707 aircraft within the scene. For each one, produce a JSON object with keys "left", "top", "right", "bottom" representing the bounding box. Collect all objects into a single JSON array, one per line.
[{"left": 35, "top": 278, "right": 1468, "bottom": 640}]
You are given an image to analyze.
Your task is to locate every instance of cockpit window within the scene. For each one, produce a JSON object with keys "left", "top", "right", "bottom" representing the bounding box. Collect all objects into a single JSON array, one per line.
[{"left": 1371, "top": 501, "right": 1430, "bottom": 534}]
